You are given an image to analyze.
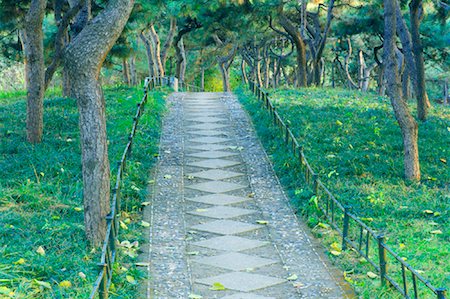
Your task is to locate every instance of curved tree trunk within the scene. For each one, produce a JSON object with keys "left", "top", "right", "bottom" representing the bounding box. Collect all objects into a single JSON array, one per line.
[
  {"left": 149, "top": 24, "right": 164, "bottom": 78},
  {"left": 161, "top": 17, "right": 177, "bottom": 67},
  {"left": 140, "top": 32, "right": 155, "bottom": 78},
  {"left": 22, "top": 0, "right": 47, "bottom": 144},
  {"left": 384, "top": 0, "right": 420, "bottom": 181},
  {"left": 241, "top": 58, "right": 248, "bottom": 85},
  {"left": 220, "top": 64, "right": 231, "bottom": 92},
  {"left": 64, "top": 0, "right": 134, "bottom": 245}
]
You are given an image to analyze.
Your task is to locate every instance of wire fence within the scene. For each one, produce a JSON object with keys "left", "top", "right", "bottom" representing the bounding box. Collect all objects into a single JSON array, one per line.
[
  {"left": 89, "top": 83, "right": 150, "bottom": 299},
  {"left": 247, "top": 80, "right": 447, "bottom": 299}
]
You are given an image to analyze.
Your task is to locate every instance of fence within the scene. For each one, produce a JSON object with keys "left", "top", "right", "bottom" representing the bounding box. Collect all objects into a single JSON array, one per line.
[
  {"left": 146, "top": 75, "right": 203, "bottom": 92},
  {"left": 247, "top": 80, "right": 447, "bottom": 299},
  {"left": 89, "top": 83, "right": 150, "bottom": 299}
]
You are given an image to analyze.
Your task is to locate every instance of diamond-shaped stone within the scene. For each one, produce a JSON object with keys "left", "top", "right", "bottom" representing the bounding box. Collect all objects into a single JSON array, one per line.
[
  {"left": 188, "top": 159, "right": 240, "bottom": 169},
  {"left": 221, "top": 293, "right": 276, "bottom": 299},
  {"left": 188, "top": 130, "right": 228, "bottom": 136},
  {"left": 187, "top": 181, "right": 245, "bottom": 193},
  {"left": 187, "top": 194, "right": 250, "bottom": 205},
  {"left": 187, "top": 144, "right": 231, "bottom": 151},
  {"left": 188, "top": 123, "right": 228, "bottom": 130},
  {"left": 196, "top": 272, "right": 285, "bottom": 292},
  {"left": 188, "top": 206, "right": 255, "bottom": 219},
  {"left": 189, "top": 136, "right": 230, "bottom": 144},
  {"left": 188, "top": 169, "right": 243, "bottom": 180},
  {"left": 191, "top": 220, "right": 260, "bottom": 235},
  {"left": 193, "top": 236, "right": 268, "bottom": 251},
  {"left": 193, "top": 252, "right": 277, "bottom": 271},
  {"left": 187, "top": 151, "right": 237, "bottom": 159},
  {"left": 191, "top": 116, "right": 227, "bottom": 123}
]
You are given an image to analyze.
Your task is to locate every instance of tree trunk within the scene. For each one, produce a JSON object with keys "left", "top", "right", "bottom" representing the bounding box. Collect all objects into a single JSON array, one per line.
[
  {"left": 179, "top": 38, "right": 186, "bottom": 82},
  {"left": 122, "top": 58, "right": 131, "bottom": 85},
  {"left": 220, "top": 64, "right": 231, "bottom": 92},
  {"left": 384, "top": 0, "right": 420, "bottom": 181},
  {"left": 278, "top": 8, "right": 307, "bottom": 87},
  {"left": 149, "top": 24, "right": 164, "bottom": 78},
  {"left": 22, "top": 0, "right": 47, "bottom": 144},
  {"left": 344, "top": 38, "right": 359, "bottom": 89},
  {"left": 161, "top": 17, "right": 177, "bottom": 67},
  {"left": 130, "top": 56, "right": 137, "bottom": 85},
  {"left": 444, "top": 79, "right": 449, "bottom": 105},
  {"left": 410, "top": 0, "right": 430, "bottom": 121},
  {"left": 62, "top": 66, "right": 72, "bottom": 97},
  {"left": 402, "top": 70, "right": 411, "bottom": 99},
  {"left": 201, "top": 67, "right": 205, "bottom": 91},
  {"left": 140, "top": 32, "right": 155, "bottom": 78},
  {"left": 241, "top": 58, "right": 248, "bottom": 85},
  {"left": 64, "top": 0, "right": 134, "bottom": 245}
]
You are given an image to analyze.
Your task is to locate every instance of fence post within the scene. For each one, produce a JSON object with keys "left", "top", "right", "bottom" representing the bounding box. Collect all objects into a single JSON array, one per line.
[
  {"left": 437, "top": 288, "right": 447, "bottom": 299},
  {"left": 377, "top": 234, "right": 388, "bottom": 287},
  {"left": 342, "top": 206, "right": 352, "bottom": 251},
  {"left": 266, "top": 92, "right": 270, "bottom": 109},
  {"left": 273, "top": 107, "right": 277, "bottom": 125},
  {"left": 98, "top": 263, "right": 108, "bottom": 299},
  {"left": 127, "top": 134, "right": 133, "bottom": 158},
  {"left": 285, "top": 124, "right": 290, "bottom": 144}
]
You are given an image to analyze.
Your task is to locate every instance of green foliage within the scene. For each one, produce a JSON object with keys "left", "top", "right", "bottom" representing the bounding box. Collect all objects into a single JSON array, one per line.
[
  {"left": 0, "top": 86, "right": 166, "bottom": 298},
  {"left": 236, "top": 86, "right": 449, "bottom": 297}
]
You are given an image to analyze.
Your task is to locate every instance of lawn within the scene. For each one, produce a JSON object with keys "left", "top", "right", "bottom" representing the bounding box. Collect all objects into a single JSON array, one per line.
[
  {"left": 0, "top": 86, "right": 166, "bottom": 298},
  {"left": 236, "top": 86, "right": 449, "bottom": 298}
]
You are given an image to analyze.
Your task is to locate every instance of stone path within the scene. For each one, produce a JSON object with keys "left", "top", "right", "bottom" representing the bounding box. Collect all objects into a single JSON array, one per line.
[{"left": 140, "top": 92, "right": 352, "bottom": 298}]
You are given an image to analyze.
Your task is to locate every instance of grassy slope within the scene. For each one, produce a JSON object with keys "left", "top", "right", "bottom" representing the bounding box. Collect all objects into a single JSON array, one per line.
[
  {"left": 0, "top": 86, "right": 166, "bottom": 298},
  {"left": 236, "top": 86, "right": 449, "bottom": 298}
]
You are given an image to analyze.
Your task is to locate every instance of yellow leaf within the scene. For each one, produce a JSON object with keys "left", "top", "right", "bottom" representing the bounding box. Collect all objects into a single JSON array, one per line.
[
  {"left": 287, "top": 274, "right": 298, "bottom": 281},
  {"left": 188, "top": 294, "right": 203, "bottom": 299},
  {"left": 330, "top": 250, "right": 341, "bottom": 256},
  {"left": 430, "top": 230, "right": 443, "bottom": 235},
  {"left": 141, "top": 201, "right": 151, "bottom": 206},
  {"left": 330, "top": 242, "right": 341, "bottom": 252},
  {"left": 360, "top": 217, "right": 374, "bottom": 222},
  {"left": 13, "top": 258, "right": 26, "bottom": 265},
  {"left": 187, "top": 251, "right": 199, "bottom": 255},
  {"left": 209, "top": 282, "right": 226, "bottom": 291},
  {"left": 367, "top": 271, "right": 378, "bottom": 279},
  {"left": 163, "top": 174, "right": 172, "bottom": 179},
  {"left": 119, "top": 221, "right": 128, "bottom": 230},
  {"left": 439, "top": 158, "right": 447, "bottom": 164},
  {"left": 247, "top": 192, "right": 255, "bottom": 198},
  {"left": 0, "top": 286, "right": 12, "bottom": 295},
  {"left": 317, "top": 222, "right": 330, "bottom": 229},
  {"left": 59, "top": 281, "right": 71, "bottom": 288},
  {"left": 434, "top": 212, "right": 441, "bottom": 217},
  {"left": 126, "top": 275, "right": 136, "bottom": 285},
  {"left": 335, "top": 120, "right": 343, "bottom": 126},
  {"left": 74, "top": 207, "right": 83, "bottom": 212},
  {"left": 195, "top": 209, "right": 208, "bottom": 212},
  {"left": 135, "top": 262, "right": 150, "bottom": 267},
  {"left": 78, "top": 272, "right": 86, "bottom": 280},
  {"left": 36, "top": 246, "right": 46, "bottom": 256},
  {"left": 140, "top": 221, "right": 150, "bottom": 227},
  {"left": 256, "top": 220, "right": 268, "bottom": 225},
  {"left": 399, "top": 243, "right": 406, "bottom": 249},
  {"left": 423, "top": 210, "right": 434, "bottom": 214},
  {"left": 33, "top": 280, "right": 52, "bottom": 289}
]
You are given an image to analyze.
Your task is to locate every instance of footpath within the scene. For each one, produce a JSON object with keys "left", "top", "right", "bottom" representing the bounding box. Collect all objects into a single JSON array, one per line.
[{"left": 139, "top": 92, "right": 351, "bottom": 299}]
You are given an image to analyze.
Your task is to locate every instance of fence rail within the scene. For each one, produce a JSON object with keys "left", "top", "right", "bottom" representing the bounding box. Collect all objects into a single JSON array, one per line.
[
  {"left": 89, "top": 82, "right": 151, "bottom": 299},
  {"left": 146, "top": 75, "right": 203, "bottom": 92},
  {"left": 247, "top": 81, "right": 447, "bottom": 299}
]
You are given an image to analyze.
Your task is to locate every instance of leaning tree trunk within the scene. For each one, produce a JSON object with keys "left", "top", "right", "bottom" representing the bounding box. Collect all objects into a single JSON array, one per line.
[
  {"left": 140, "top": 32, "right": 155, "bottom": 78},
  {"left": 22, "top": 0, "right": 47, "bottom": 144},
  {"left": 384, "top": 0, "right": 420, "bottom": 181},
  {"left": 122, "top": 58, "right": 131, "bottom": 85},
  {"left": 241, "top": 59, "right": 248, "bottom": 85},
  {"left": 64, "top": 0, "right": 134, "bottom": 245},
  {"left": 161, "top": 17, "right": 177, "bottom": 67},
  {"left": 149, "top": 24, "right": 164, "bottom": 78},
  {"left": 220, "top": 64, "right": 231, "bottom": 92},
  {"left": 410, "top": 0, "right": 430, "bottom": 121}
]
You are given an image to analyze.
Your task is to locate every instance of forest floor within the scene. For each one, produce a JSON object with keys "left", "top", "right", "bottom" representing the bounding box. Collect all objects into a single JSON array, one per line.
[
  {"left": 0, "top": 86, "right": 166, "bottom": 298},
  {"left": 236, "top": 86, "right": 449, "bottom": 298}
]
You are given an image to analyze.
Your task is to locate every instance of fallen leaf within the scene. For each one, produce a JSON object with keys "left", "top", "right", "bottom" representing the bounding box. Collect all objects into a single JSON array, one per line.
[
  {"left": 13, "top": 258, "right": 26, "bottom": 265},
  {"left": 360, "top": 217, "right": 374, "bottom": 222},
  {"left": 141, "top": 201, "right": 151, "bottom": 206},
  {"left": 36, "top": 246, "right": 46, "bottom": 256},
  {"left": 0, "top": 286, "right": 12, "bottom": 294},
  {"left": 131, "top": 185, "right": 140, "bottom": 191},
  {"left": 59, "top": 281, "right": 71, "bottom": 288},
  {"left": 330, "top": 250, "right": 341, "bottom": 256},
  {"left": 434, "top": 212, "right": 441, "bottom": 217},
  {"left": 367, "top": 271, "right": 378, "bottom": 279},
  {"left": 287, "top": 274, "right": 298, "bottom": 281},
  {"left": 317, "top": 222, "right": 330, "bottom": 229},
  {"left": 430, "top": 230, "right": 443, "bottom": 235},
  {"left": 120, "top": 240, "right": 132, "bottom": 248},
  {"left": 335, "top": 120, "right": 343, "bottom": 126},
  {"left": 34, "top": 280, "right": 51, "bottom": 289},
  {"left": 78, "top": 272, "right": 86, "bottom": 280},
  {"left": 256, "top": 220, "right": 268, "bottom": 225},
  {"left": 74, "top": 207, "right": 83, "bottom": 212},
  {"left": 423, "top": 210, "right": 434, "bottom": 214},
  {"left": 195, "top": 209, "right": 208, "bottom": 212},
  {"left": 439, "top": 158, "right": 447, "bottom": 164},
  {"left": 140, "top": 221, "right": 150, "bottom": 227},
  {"left": 120, "top": 221, "right": 128, "bottom": 230},
  {"left": 399, "top": 243, "right": 406, "bottom": 249},
  {"left": 292, "top": 282, "right": 305, "bottom": 288},
  {"left": 330, "top": 242, "right": 341, "bottom": 252},
  {"left": 135, "top": 262, "right": 150, "bottom": 267},
  {"left": 186, "top": 175, "right": 195, "bottom": 180},
  {"left": 163, "top": 174, "right": 172, "bottom": 179},
  {"left": 209, "top": 282, "right": 226, "bottom": 291},
  {"left": 187, "top": 251, "right": 199, "bottom": 256},
  {"left": 188, "top": 294, "right": 203, "bottom": 299},
  {"left": 126, "top": 275, "right": 137, "bottom": 285},
  {"left": 247, "top": 192, "right": 255, "bottom": 198}
]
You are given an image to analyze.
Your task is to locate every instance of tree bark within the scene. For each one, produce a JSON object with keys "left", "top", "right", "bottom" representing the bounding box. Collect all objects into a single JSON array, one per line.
[
  {"left": 179, "top": 38, "right": 186, "bottom": 82},
  {"left": 130, "top": 56, "right": 137, "bottom": 85},
  {"left": 140, "top": 32, "right": 155, "bottom": 78},
  {"left": 122, "top": 58, "right": 131, "bottom": 85},
  {"left": 384, "top": 0, "right": 420, "bottom": 181},
  {"left": 410, "top": 0, "right": 430, "bottom": 121},
  {"left": 161, "top": 17, "right": 177, "bottom": 67},
  {"left": 278, "top": 6, "right": 307, "bottom": 87},
  {"left": 22, "top": 0, "right": 47, "bottom": 143},
  {"left": 200, "top": 67, "right": 205, "bottom": 91},
  {"left": 149, "top": 24, "right": 164, "bottom": 78},
  {"left": 64, "top": 0, "right": 134, "bottom": 245},
  {"left": 241, "top": 58, "right": 248, "bottom": 85}
]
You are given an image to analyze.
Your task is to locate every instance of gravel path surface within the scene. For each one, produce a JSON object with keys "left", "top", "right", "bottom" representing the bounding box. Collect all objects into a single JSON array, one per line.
[{"left": 139, "top": 92, "right": 352, "bottom": 299}]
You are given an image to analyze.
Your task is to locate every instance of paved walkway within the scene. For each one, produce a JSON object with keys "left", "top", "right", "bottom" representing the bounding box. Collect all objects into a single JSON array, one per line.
[{"left": 139, "top": 92, "right": 351, "bottom": 298}]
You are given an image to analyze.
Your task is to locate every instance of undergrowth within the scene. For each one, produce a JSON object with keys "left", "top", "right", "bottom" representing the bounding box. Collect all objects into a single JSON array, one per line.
[
  {"left": 0, "top": 86, "right": 166, "bottom": 298},
  {"left": 236, "top": 86, "right": 449, "bottom": 298}
]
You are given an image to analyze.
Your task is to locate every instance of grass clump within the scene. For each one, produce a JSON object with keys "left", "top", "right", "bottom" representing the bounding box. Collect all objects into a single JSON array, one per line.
[
  {"left": 236, "top": 86, "right": 449, "bottom": 298},
  {"left": 0, "top": 86, "right": 166, "bottom": 298}
]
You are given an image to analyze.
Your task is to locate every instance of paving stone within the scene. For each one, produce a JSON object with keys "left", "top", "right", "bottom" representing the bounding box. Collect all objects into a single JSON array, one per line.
[
  {"left": 221, "top": 293, "right": 276, "bottom": 299},
  {"left": 188, "top": 206, "right": 256, "bottom": 219},
  {"left": 194, "top": 252, "right": 277, "bottom": 271},
  {"left": 189, "top": 116, "right": 227, "bottom": 123},
  {"left": 188, "top": 123, "right": 229, "bottom": 130},
  {"left": 193, "top": 235, "right": 268, "bottom": 251},
  {"left": 196, "top": 272, "right": 285, "bottom": 292},
  {"left": 188, "top": 130, "right": 228, "bottom": 136},
  {"left": 191, "top": 220, "right": 261, "bottom": 235},
  {"left": 187, "top": 144, "right": 232, "bottom": 151},
  {"left": 187, "top": 194, "right": 250, "bottom": 205},
  {"left": 189, "top": 136, "right": 230, "bottom": 144},
  {"left": 188, "top": 159, "right": 241, "bottom": 169},
  {"left": 188, "top": 169, "right": 243, "bottom": 180},
  {"left": 187, "top": 151, "right": 238, "bottom": 159},
  {"left": 187, "top": 181, "right": 246, "bottom": 193}
]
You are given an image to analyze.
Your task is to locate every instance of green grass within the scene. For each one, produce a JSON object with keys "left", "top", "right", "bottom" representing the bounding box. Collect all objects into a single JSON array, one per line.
[
  {"left": 0, "top": 86, "right": 166, "bottom": 298},
  {"left": 236, "top": 86, "right": 449, "bottom": 298}
]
